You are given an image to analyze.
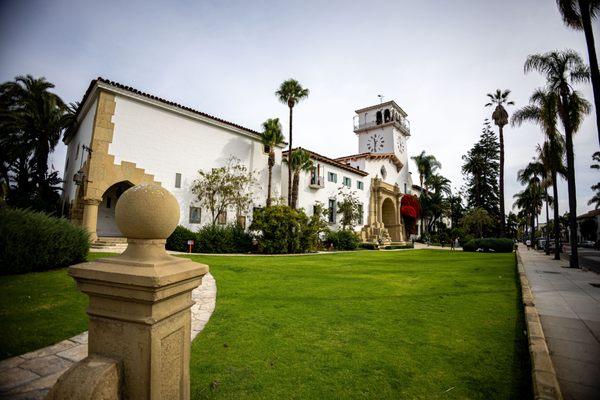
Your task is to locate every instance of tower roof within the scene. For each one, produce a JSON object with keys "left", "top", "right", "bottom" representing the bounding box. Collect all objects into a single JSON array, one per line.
[{"left": 355, "top": 100, "right": 407, "bottom": 117}]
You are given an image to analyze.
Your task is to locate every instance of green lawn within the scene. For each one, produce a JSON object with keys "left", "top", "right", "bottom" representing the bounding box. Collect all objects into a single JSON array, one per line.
[
  {"left": 189, "top": 250, "right": 530, "bottom": 399},
  {"left": 0, "top": 252, "right": 116, "bottom": 358},
  {"left": 0, "top": 250, "right": 530, "bottom": 399}
]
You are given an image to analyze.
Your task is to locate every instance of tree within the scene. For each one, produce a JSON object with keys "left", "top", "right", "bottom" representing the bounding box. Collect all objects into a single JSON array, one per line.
[
  {"left": 512, "top": 88, "right": 566, "bottom": 259},
  {"left": 506, "top": 212, "right": 519, "bottom": 238},
  {"left": 260, "top": 118, "right": 285, "bottom": 206},
  {"left": 422, "top": 173, "right": 451, "bottom": 233},
  {"left": 462, "top": 120, "right": 500, "bottom": 226},
  {"left": 336, "top": 188, "right": 362, "bottom": 230},
  {"left": 589, "top": 151, "right": 600, "bottom": 208},
  {"left": 518, "top": 158, "right": 552, "bottom": 254},
  {"left": 0, "top": 75, "right": 74, "bottom": 212},
  {"left": 287, "top": 148, "right": 313, "bottom": 209},
  {"left": 556, "top": 0, "right": 600, "bottom": 146},
  {"left": 461, "top": 207, "right": 495, "bottom": 238},
  {"left": 276, "top": 79, "right": 309, "bottom": 206},
  {"left": 485, "top": 89, "right": 514, "bottom": 236},
  {"left": 191, "top": 156, "right": 257, "bottom": 226},
  {"left": 411, "top": 150, "right": 441, "bottom": 234},
  {"left": 524, "top": 50, "right": 591, "bottom": 267},
  {"left": 447, "top": 193, "right": 465, "bottom": 230},
  {"left": 513, "top": 182, "right": 544, "bottom": 245}
]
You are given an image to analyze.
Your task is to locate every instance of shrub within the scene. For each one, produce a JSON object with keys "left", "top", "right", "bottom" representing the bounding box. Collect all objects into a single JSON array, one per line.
[
  {"left": 0, "top": 208, "right": 90, "bottom": 275},
  {"left": 359, "top": 242, "right": 379, "bottom": 250},
  {"left": 462, "top": 238, "right": 514, "bottom": 253},
  {"left": 196, "top": 224, "right": 252, "bottom": 254},
  {"left": 166, "top": 225, "right": 197, "bottom": 252},
  {"left": 381, "top": 243, "right": 414, "bottom": 250},
  {"left": 249, "top": 205, "right": 317, "bottom": 254},
  {"left": 325, "top": 230, "right": 360, "bottom": 251}
]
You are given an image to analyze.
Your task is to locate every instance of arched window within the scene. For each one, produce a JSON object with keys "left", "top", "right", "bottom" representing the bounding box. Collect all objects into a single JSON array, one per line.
[
  {"left": 376, "top": 111, "right": 382, "bottom": 125},
  {"left": 384, "top": 109, "right": 391, "bottom": 122},
  {"left": 380, "top": 165, "right": 387, "bottom": 179}
]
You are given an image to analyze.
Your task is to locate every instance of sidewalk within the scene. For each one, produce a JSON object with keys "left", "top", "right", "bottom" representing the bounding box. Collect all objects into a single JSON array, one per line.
[{"left": 518, "top": 245, "right": 600, "bottom": 400}]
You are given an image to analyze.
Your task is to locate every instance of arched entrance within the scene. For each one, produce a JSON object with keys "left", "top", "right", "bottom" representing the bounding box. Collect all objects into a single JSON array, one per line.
[
  {"left": 97, "top": 181, "right": 133, "bottom": 237},
  {"left": 382, "top": 197, "right": 401, "bottom": 242}
]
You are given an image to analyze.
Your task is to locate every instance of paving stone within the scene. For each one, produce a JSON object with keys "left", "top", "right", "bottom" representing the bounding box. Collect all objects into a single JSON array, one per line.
[
  {"left": 0, "top": 356, "right": 25, "bottom": 372},
  {"left": 20, "top": 355, "right": 72, "bottom": 376},
  {"left": 70, "top": 332, "right": 88, "bottom": 344},
  {"left": 0, "top": 368, "right": 39, "bottom": 391},
  {"left": 56, "top": 344, "right": 87, "bottom": 362},
  {"left": 551, "top": 354, "right": 600, "bottom": 387},
  {"left": 4, "top": 388, "right": 48, "bottom": 400},
  {"left": 20, "top": 340, "right": 76, "bottom": 360},
  {"left": 4, "top": 370, "right": 65, "bottom": 395}
]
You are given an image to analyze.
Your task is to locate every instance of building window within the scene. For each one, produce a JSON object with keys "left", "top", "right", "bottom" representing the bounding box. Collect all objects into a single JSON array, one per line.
[
  {"left": 328, "top": 172, "right": 337, "bottom": 183},
  {"left": 175, "top": 173, "right": 182, "bottom": 188},
  {"left": 328, "top": 199, "right": 336, "bottom": 224},
  {"left": 357, "top": 181, "right": 364, "bottom": 190},
  {"left": 384, "top": 108, "right": 391, "bottom": 122},
  {"left": 237, "top": 215, "right": 246, "bottom": 229},
  {"left": 189, "top": 207, "right": 201, "bottom": 224},
  {"left": 343, "top": 177, "right": 351, "bottom": 187},
  {"left": 380, "top": 166, "right": 387, "bottom": 179},
  {"left": 263, "top": 144, "right": 270, "bottom": 154},
  {"left": 376, "top": 111, "right": 383, "bottom": 125},
  {"left": 218, "top": 211, "right": 227, "bottom": 225},
  {"left": 358, "top": 204, "right": 364, "bottom": 225}
]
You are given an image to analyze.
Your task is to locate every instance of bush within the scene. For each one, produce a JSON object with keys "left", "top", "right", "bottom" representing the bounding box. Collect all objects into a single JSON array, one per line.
[
  {"left": 325, "top": 230, "right": 360, "bottom": 251},
  {"left": 381, "top": 243, "right": 414, "bottom": 250},
  {"left": 196, "top": 224, "right": 252, "bottom": 254},
  {"left": 166, "top": 225, "right": 197, "bottom": 252},
  {"left": 249, "top": 205, "right": 318, "bottom": 254},
  {"left": 462, "top": 238, "right": 514, "bottom": 253},
  {"left": 359, "top": 242, "right": 379, "bottom": 250},
  {"left": 0, "top": 208, "right": 90, "bottom": 275}
]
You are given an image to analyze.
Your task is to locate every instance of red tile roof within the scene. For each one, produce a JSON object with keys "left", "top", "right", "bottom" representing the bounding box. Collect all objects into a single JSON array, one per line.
[
  {"left": 283, "top": 147, "right": 369, "bottom": 176},
  {"left": 335, "top": 152, "right": 404, "bottom": 171}
]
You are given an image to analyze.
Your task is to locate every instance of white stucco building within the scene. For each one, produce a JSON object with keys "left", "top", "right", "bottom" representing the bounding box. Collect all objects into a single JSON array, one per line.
[{"left": 62, "top": 78, "right": 418, "bottom": 244}]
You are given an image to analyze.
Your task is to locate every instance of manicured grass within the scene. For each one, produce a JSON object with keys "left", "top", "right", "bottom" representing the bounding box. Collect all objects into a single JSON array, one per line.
[
  {"left": 189, "top": 250, "right": 530, "bottom": 399},
  {"left": 0, "top": 252, "right": 116, "bottom": 359}
]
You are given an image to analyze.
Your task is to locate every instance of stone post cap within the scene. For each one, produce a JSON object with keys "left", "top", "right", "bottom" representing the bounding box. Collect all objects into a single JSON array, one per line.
[{"left": 116, "top": 183, "right": 180, "bottom": 239}]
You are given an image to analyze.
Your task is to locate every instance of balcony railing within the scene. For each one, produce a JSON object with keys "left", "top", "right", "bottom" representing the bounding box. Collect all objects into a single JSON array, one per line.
[
  {"left": 309, "top": 175, "right": 325, "bottom": 189},
  {"left": 353, "top": 117, "right": 410, "bottom": 134}
]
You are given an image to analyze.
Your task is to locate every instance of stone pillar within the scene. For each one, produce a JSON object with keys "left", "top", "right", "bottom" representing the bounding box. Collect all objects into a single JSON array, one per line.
[
  {"left": 64, "top": 184, "right": 208, "bottom": 400},
  {"left": 81, "top": 198, "right": 101, "bottom": 242}
]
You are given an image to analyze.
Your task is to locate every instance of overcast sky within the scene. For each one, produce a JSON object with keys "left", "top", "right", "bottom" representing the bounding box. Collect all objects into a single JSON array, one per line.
[{"left": 1, "top": 0, "right": 598, "bottom": 216}]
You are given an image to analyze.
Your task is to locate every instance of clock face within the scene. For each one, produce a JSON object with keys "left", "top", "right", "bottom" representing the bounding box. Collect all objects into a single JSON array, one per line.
[
  {"left": 396, "top": 136, "right": 405, "bottom": 153},
  {"left": 367, "top": 133, "right": 385, "bottom": 152}
]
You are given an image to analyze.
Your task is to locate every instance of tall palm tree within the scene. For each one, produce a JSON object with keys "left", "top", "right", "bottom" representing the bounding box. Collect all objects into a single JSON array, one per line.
[
  {"left": 276, "top": 79, "right": 309, "bottom": 206},
  {"left": 485, "top": 89, "right": 514, "bottom": 237},
  {"left": 524, "top": 50, "right": 591, "bottom": 267},
  {"left": 518, "top": 158, "right": 552, "bottom": 254},
  {"left": 512, "top": 88, "right": 566, "bottom": 259},
  {"left": 411, "top": 151, "right": 441, "bottom": 235},
  {"left": 287, "top": 148, "right": 313, "bottom": 210},
  {"left": 556, "top": 0, "right": 600, "bottom": 145},
  {"left": 513, "top": 183, "right": 544, "bottom": 246},
  {"left": 589, "top": 151, "right": 600, "bottom": 208},
  {"left": 260, "top": 118, "right": 285, "bottom": 206}
]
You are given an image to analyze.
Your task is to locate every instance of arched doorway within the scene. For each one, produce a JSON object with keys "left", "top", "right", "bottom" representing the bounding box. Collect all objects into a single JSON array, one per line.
[
  {"left": 382, "top": 197, "right": 400, "bottom": 241},
  {"left": 97, "top": 181, "right": 133, "bottom": 237}
]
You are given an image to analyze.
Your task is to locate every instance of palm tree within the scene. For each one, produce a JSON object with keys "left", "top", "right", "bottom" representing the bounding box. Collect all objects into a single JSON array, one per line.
[
  {"left": 287, "top": 148, "right": 313, "bottom": 210},
  {"left": 513, "top": 183, "right": 544, "bottom": 246},
  {"left": 556, "top": 0, "right": 600, "bottom": 145},
  {"left": 589, "top": 151, "right": 600, "bottom": 208},
  {"left": 485, "top": 89, "right": 514, "bottom": 237},
  {"left": 260, "top": 118, "right": 285, "bottom": 206},
  {"left": 276, "top": 79, "right": 309, "bottom": 206},
  {"left": 512, "top": 88, "right": 566, "bottom": 259},
  {"left": 524, "top": 50, "right": 591, "bottom": 267},
  {"left": 411, "top": 151, "right": 441, "bottom": 235}
]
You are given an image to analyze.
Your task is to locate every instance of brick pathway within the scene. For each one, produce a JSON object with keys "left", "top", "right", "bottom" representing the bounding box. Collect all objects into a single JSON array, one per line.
[
  {"left": 518, "top": 245, "right": 600, "bottom": 400},
  {"left": 0, "top": 273, "right": 216, "bottom": 400}
]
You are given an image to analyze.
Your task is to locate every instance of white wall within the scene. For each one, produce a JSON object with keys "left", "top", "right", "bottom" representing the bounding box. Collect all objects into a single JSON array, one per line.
[
  {"left": 109, "top": 95, "right": 282, "bottom": 229},
  {"left": 61, "top": 98, "right": 97, "bottom": 206}
]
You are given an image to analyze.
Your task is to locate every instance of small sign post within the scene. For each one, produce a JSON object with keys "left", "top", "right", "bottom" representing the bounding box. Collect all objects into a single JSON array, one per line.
[{"left": 187, "top": 239, "right": 195, "bottom": 254}]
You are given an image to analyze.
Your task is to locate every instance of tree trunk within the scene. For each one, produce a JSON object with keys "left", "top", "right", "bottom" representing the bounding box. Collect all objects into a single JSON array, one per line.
[
  {"left": 499, "top": 125, "right": 505, "bottom": 237},
  {"left": 552, "top": 170, "right": 561, "bottom": 260},
  {"left": 561, "top": 91, "right": 579, "bottom": 268},
  {"left": 579, "top": 0, "right": 600, "bottom": 147},
  {"left": 545, "top": 187, "right": 550, "bottom": 255},
  {"left": 291, "top": 171, "right": 300, "bottom": 209},
  {"left": 531, "top": 212, "right": 536, "bottom": 248},
  {"left": 287, "top": 106, "right": 293, "bottom": 206},
  {"left": 419, "top": 175, "right": 424, "bottom": 236},
  {"left": 266, "top": 152, "right": 274, "bottom": 206},
  {"left": 35, "top": 134, "right": 50, "bottom": 194}
]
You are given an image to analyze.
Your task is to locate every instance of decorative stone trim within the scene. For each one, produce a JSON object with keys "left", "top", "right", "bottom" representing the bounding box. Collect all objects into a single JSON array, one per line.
[{"left": 516, "top": 252, "right": 563, "bottom": 400}]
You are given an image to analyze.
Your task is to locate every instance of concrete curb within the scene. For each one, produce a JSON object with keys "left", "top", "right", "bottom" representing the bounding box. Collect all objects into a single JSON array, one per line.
[{"left": 515, "top": 251, "right": 563, "bottom": 400}]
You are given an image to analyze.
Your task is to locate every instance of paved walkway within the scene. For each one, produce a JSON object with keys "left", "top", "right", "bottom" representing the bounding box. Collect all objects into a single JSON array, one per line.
[
  {"left": 518, "top": 245, "right": 600, "bottom": 400},
  {"left": 0, "top": 273, "right": 216, "bottom": 400}
]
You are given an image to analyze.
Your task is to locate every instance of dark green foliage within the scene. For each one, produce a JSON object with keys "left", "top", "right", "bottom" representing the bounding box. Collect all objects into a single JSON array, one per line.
[
  {"left": 325, "top": 230, "right": 360, "bottom": 250},
  {"left": 380, "top": 243, "right": 414, "bottom": 250},
  {"left": 0, "top": 208, "right": 89, "bottom": 275},
  {"left": 463, "top": 238, "right": 514, "bottom": 253},
  {"left": 359, "top": 242, "right": 379, "bottom": 250},
  {"left": 249, "top": 205, "right": 319, "bottom": 254},
  {"left": 196, "top": 224, "right": 252, "bottom": 254},
  {"left": 166, "top": 225, "right": 197, "bottom": 252}
]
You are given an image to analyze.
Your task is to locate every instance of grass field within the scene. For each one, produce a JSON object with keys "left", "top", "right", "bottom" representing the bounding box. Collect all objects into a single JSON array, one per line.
[
  {"left": 0, "top": 252, "right": 114, "bottom": 358},
  {"left": 188, "top": 250, "right": 530, "bottom": 399},
  {"left": 0, "top": 250, "right": 530, "bottom": 399}
]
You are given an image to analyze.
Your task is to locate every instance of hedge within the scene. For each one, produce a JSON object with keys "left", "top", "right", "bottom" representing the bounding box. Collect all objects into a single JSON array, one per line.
[
  {"left": 462, "top": 238, "right": 514, "bottom": 253},
  {"left": 166, "top": 224, "right": 253, "bottom": 254},
  {"left": 325, "top": 230, "right": 360, "bottom": 251},
  {"left": 0, "top": 208, "right": 90, "bottom": 275},
  {"left": 166, "top": 225, "right": 197, "bottom": 252}
]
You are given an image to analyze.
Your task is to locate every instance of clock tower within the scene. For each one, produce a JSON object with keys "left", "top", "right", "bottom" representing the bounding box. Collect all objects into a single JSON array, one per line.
[{"left": 353, "top": 100, "right": 410, "bottom": 160}]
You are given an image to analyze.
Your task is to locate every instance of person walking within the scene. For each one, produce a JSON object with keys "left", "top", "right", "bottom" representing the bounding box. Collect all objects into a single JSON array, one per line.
[{"left": 526, "top": 239, "right": 532, "bottom": 250}]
